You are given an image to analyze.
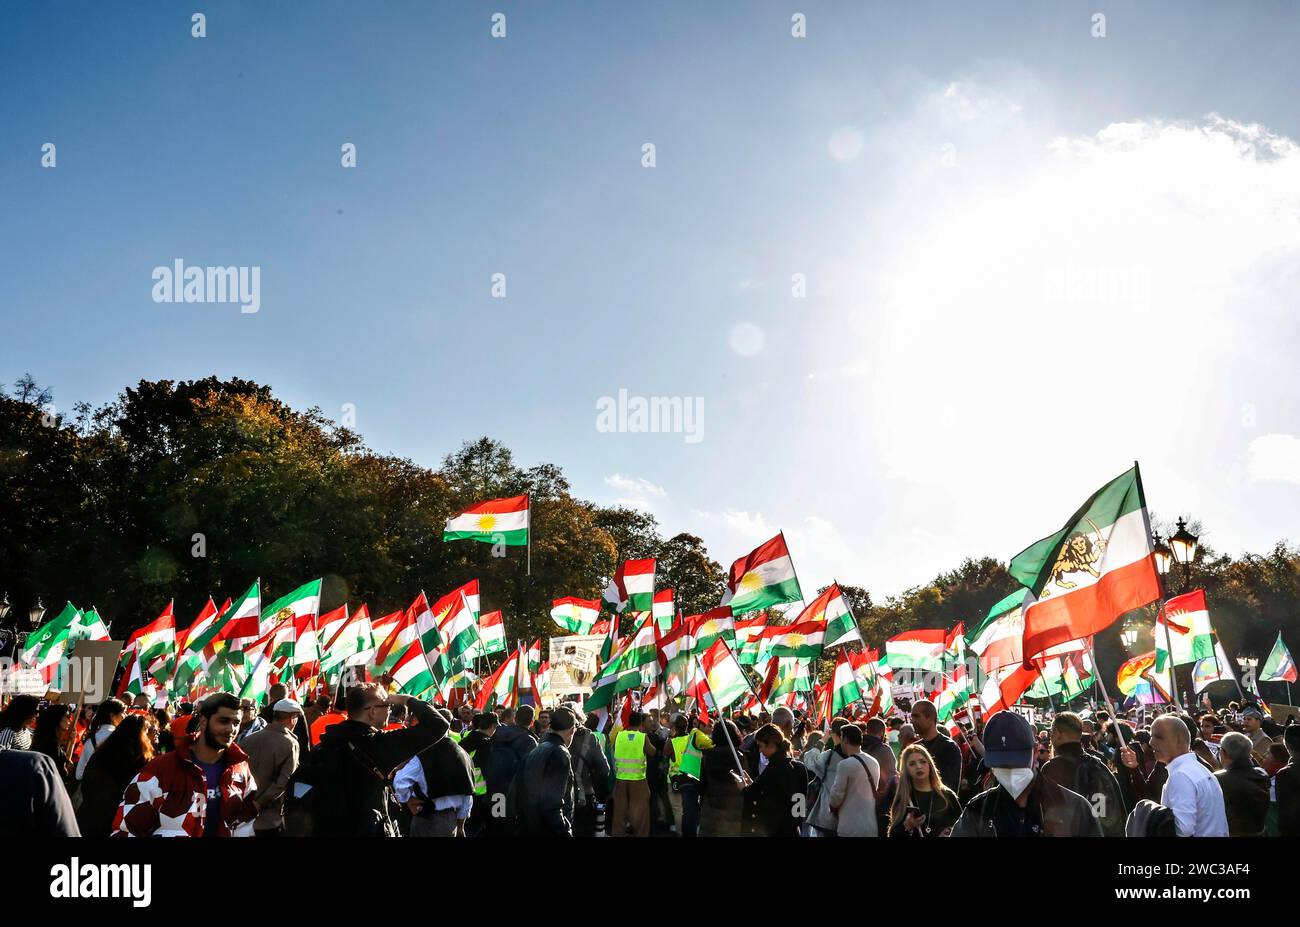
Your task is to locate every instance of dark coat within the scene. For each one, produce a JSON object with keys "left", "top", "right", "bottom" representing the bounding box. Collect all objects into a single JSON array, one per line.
[
  {"left": 950, "top": 772, "right": 1102, "bottom": 837},
  {"left": 919, "top": 731, "right": 964, "bottom": 795},
  {"left": 313, "top": 698, "right": 449, "bottom": 837},
  {"left": 76, "top": 755, "right": 142, "bottom": 838},
  {"left": 0, "top": 749, "right": 80, "bottom": 837},
  {"left": 1041, "top": 742, "right": 1128, "bottom": 837},
  {"left": 742, "top": 753, "right": 809, "bottom": 837},
  {"left": 1213, "top": 759, "right": 1271, "bottom": 836},
  {"left": 414, "top": 736, "right": 476, "bottom": 801},
  {"left": 1275, "top": 761, "right": 1300, "bottom": 838},
  {"left": 518, "top": 732, "right": 575, "bottom": 836},
  {"left": 698, "top": 746, "right": 743, "bottom": 837}
]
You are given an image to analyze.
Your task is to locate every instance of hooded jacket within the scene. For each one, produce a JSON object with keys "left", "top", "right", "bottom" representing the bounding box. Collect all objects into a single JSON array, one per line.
[{"left": 518, "top": 731, "right": 576, "bottom": 835}]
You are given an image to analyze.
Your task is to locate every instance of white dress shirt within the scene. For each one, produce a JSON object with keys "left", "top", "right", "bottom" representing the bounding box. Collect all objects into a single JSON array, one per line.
[{"left": 1161, "top": 751, "right": 1228, "bottom": 837}]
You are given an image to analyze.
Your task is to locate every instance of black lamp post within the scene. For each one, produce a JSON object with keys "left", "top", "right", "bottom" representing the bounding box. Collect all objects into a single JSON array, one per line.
[{"left": 1168, "top": 517, "right": 1200, "bottom": 594}]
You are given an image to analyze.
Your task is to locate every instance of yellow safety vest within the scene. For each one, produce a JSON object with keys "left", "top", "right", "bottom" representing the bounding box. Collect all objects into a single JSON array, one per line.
[
  {"left": 671, "top": 733, "right": 703, "bottom": 780},
  {"left": 613, "top": 731, "right": 648, "bottom": 781},
  {"left": 464, "top": 746, "right": 487, "bottom": 796}
]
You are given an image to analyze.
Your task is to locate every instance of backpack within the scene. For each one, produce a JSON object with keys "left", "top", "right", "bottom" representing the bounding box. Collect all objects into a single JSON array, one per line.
[{"left": 1125, "top": 799, "right": 1177, "bottom": 837}]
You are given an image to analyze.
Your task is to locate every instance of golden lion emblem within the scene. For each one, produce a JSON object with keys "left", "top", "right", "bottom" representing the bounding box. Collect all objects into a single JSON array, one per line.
[{"left": 1040, "top": 517, "right": 1107, "bottom": 597}]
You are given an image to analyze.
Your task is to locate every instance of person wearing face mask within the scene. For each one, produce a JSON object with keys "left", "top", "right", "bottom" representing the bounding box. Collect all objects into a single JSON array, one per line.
[{"left": 950, "top": 710, "right": 1101, "bottom": 837}]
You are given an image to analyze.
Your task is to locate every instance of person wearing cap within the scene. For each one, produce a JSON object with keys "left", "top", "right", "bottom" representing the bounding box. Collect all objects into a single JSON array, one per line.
[
  {"left": 393, "top": 707, "right": 476, "bottom": 837},
  {"left": 1241, "top": 708, "right": 1271, "bottom": 755},
  {"left": 950, "top": 710, "right": 1101, "bottom": 837},
  {"left": 516, "top": 706, "right": 579, "bottom": 836},
  {"left": 240, "top": 698, "right": 303, "bottom": 836}
]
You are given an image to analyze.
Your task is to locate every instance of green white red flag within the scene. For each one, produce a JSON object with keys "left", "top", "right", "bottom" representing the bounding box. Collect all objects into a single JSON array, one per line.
[
  {"left": 1260, "top": 632, "right": 1297, "bottom": 683},
  {"left": 756, "top": 618, "right": 825, "bottom": 660},
  {"left": 551, "top": 597, "right": 600, "bottom": 635},
  {"left": 604, "top": 558, "right": 656, "bottom": 613},
  {"left": 1012, "top": 465, "right": 1161, "bottom": 663},
  {"left": 965, "top": 588, "right": 1028, "bottom": 674},
  {"left": 123, "top": 601, "right": 177, "bottom": 686},
  {"left": 652, "top": 589, "right": 675, "bottom": 633},
  {"left": 798, "top": 584, "right": 860, "bottom": 648},
  {"left": 699, "top": 639, "right": 750, "bottom": 710},
  {"left": 831, "top": 649, "right": 863, "bottom": 715},
  {"left": 1155, "top": 589, "right": 1216, "bottom": 670}
]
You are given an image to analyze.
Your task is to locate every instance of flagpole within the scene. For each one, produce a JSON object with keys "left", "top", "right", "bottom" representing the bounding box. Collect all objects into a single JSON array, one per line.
[
  {"left": 1156, "top": 602, "right": 1183, "bottom": 712},
  {"left": 778, "top": 530, "right": 806, "bottom": 608},
  {"left": 1087, "top": 639, "right": 1127, "bottom": 751},
  {"left": 525, "top": 493, "right": 531, "bottom": 577}
]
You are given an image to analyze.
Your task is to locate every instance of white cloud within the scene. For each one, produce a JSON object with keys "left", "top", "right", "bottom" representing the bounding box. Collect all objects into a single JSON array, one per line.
[
  {"left": 1248, "top": 434, "right": 1300, "bottom": 485},
  {"left": 604, "top": 473, "right": 667, "bottom": 513}
]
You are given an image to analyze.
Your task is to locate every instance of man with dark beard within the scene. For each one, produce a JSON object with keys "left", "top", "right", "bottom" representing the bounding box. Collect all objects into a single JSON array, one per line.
[{"left": 114, "top": 692, "right": 260, "bottom": 837}]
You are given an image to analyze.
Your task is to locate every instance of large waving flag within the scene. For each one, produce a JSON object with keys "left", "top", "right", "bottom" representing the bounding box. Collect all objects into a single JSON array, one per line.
[
  {"left": 551, "top": 597, "right": 601, "bottom": 635},
  {"left": 684, "top": 607, "right": 736, "bottom": 656},
  {"left": 885, "top": 628, "right": 947, "bottom": 676},
  {"left": 471, "top": 610, "right": 507, "bottom": 658},
  {"left": 214, "top": 580, "right": 263, "bottom": 654},
  {"left": 792, "top": 584, "right": 859, "bottom": 649},
  {"left": 1192, "top": 641, "right": 1236, "bottom": 693},
  {"left": 720, "top": 533, "right": 803, "bottom": 615},
  {"left": 1156, "top": 589, "right": 1216, "bottom": 670},
  {"left": 1013, "top": 465, "right": 1161, "bottom": 663},
  {"left": 604, "top": 559, "right": 656, "bottom": 613},
  {"left": 966, "top": 588, "right": 1027, "bottom": 674},
  {"left": 734, "top": 614, "right": 769, "bottom": 665},
  {"left": 1260, "top": 632, "right": 1297, "bottom": 683},
  {"left": 699, "top": 639, "right": 751, "bottom": 710},
  {"left": 756, "top": 618, "right": 825, "bottom": 660},
  {"left": 320, "top": 604, "right": 376, "bottom": 673},
  {"left": 443, "top": 494, "right": 529, "bottom": 547}
]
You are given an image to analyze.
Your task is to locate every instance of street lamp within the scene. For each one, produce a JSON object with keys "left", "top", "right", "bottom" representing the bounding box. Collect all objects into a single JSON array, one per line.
[
  {"left": 1168, "top": 517, "right": 1199, "bottom": 592},
  {"left": 1152, "top": 533, "right": 1173, "bottom": 578},
  {"left": 0, "top": 592, "right": 10, "bottom": 625},
  {"left": 1121, "top": 624, "right": 1138, "bottom": 648},
  {"left": 28, "top": 599, "right": 45, "bottom": 628}
]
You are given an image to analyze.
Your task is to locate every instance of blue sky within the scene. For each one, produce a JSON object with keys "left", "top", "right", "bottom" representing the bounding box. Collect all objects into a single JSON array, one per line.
[{"left": 5, "top": 2, "right": 1300, "bottom": 601}]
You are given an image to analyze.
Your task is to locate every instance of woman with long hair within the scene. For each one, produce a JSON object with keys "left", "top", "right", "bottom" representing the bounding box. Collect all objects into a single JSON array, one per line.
[
  {"left": 74, "top": 698, "right": 126, "bottom": 781},
  {"left": 75, "top": 713, "right": 158, "bottom": 837},
  {"left": 698, "top": 719, "right": 745, "bottom": 837},
  {"left": 0, "top": 694, "right": 41, "bottom": 751},
  {"left": 31, "top": 703, "right": 76, "bottom": 779},
  {"left": 742, "top": 723, "right": 809, "bottom": 837},
  {"left": 888, "top": 743, "right": 961, "bottom": 838}
]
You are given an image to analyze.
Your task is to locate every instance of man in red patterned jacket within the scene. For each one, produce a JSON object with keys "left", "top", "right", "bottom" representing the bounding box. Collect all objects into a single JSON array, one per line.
[{"left": 114, "top": 692, "right": 259, "bottom": 837}]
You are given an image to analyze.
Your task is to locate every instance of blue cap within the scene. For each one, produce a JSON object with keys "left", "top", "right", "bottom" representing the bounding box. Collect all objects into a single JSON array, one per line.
[{"left": 983, "top": 710, "right": 1035, "bottom": 767}]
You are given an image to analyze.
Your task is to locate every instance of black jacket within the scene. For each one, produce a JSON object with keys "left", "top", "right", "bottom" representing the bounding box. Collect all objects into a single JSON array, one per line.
[
  {"left": 1213, "top": 759, "right": 1271, "bottom": 837},
  {"left": 518, "top": 732, "right": 575, "bottom": 836},
  {"left": 1041, "top": 742, "right": 1128, "bottom": 837},
  {"left": 314, "top": 698, "right": 449, "bottom": 836},
  {"left": 951, "top": 772, "right": 1102, "bottom": 837},
  {"left": 742, "top": 753, "right": 809, "bottom": 837},
  {"left": 569, "top": 726, "right": 611, "bottom": 805},
  {"left": 1275, "top": 762, "right": 1300, "bottom": 838},
  {"left": 0, "top": 749, "right": 80, "bottom": 837},
  {"left": 919, "top": 731, "right": 964, "bottom": 795},
  {"left": 75, "top": 755, "right": 143, "bottom": 838}
]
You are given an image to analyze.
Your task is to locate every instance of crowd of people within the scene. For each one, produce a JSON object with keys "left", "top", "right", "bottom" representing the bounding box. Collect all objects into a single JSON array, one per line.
[{"left": 2, "top": 685, "right": 1298, "bottom": 838}]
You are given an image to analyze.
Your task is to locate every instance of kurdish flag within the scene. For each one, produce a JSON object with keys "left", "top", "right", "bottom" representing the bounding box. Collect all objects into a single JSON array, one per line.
[
  {"left": 1260, "top": 632, "right": 1297, "bottom": 683},
  {"left": 652, "top": 590, "right": 675, "bottom": 633},
  {"left": 443, "top": 494, "right": 530, "bottom": 546},
  {"left": 437, "top": 590, "right": 481, "bottom": 665},
  {"left": 551, "top": 597, "right": 600, "bottom": 635},
  {"left": 391, "top": 638, "right": 438, "bottom": 697},
  {"left": 473, "top": 610, "right": 507, "bottom": 658},
  {"left": 966, "top": 588, "right": 1027, "bottom": 674},
  {"left": 770, "top": 658, "right": 813, "bottom": 699},
  {"left": 476, "top": 647, "right": 521, "bottom": 710},
  {"left": 720, "top": 533, "right": 803, "bottom": 615},
  {"left": 885, "top": 628, "right": 947, "bottom": 676},
  {"left": 757, "top": 619, "right": 825, "bottom": 660},
  {"left": 604, "top": 559, "right": 656, "bottom": 613},
  {"left": 789, "top": 584, "right": 858, "bottom": 650},
  {"left": 734, "top": 614, "right": 769, "bottom": 665},
  {"left": 685, "top": 607, "right": 736, "bottom": 655},
  {"left": 831, "top": 650, "right": 863, "bottom": 715},
  {"left": 1155, "top": 589, "right": 1216, "bottom": 670},
  {"left": 699, "top": 639, "right": 751, "bottom": 710},
  {"left": 1013, "top": 465, "right": 1161, "bottom": 663},
  {"left": 320, "top": 604, "right": 376, "bottom": 672}
]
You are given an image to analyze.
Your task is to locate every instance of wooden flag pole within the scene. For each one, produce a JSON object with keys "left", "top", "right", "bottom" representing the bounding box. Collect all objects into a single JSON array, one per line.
[{"left": 1088, "top": 639, "right": 1127, "bottom": 751}]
